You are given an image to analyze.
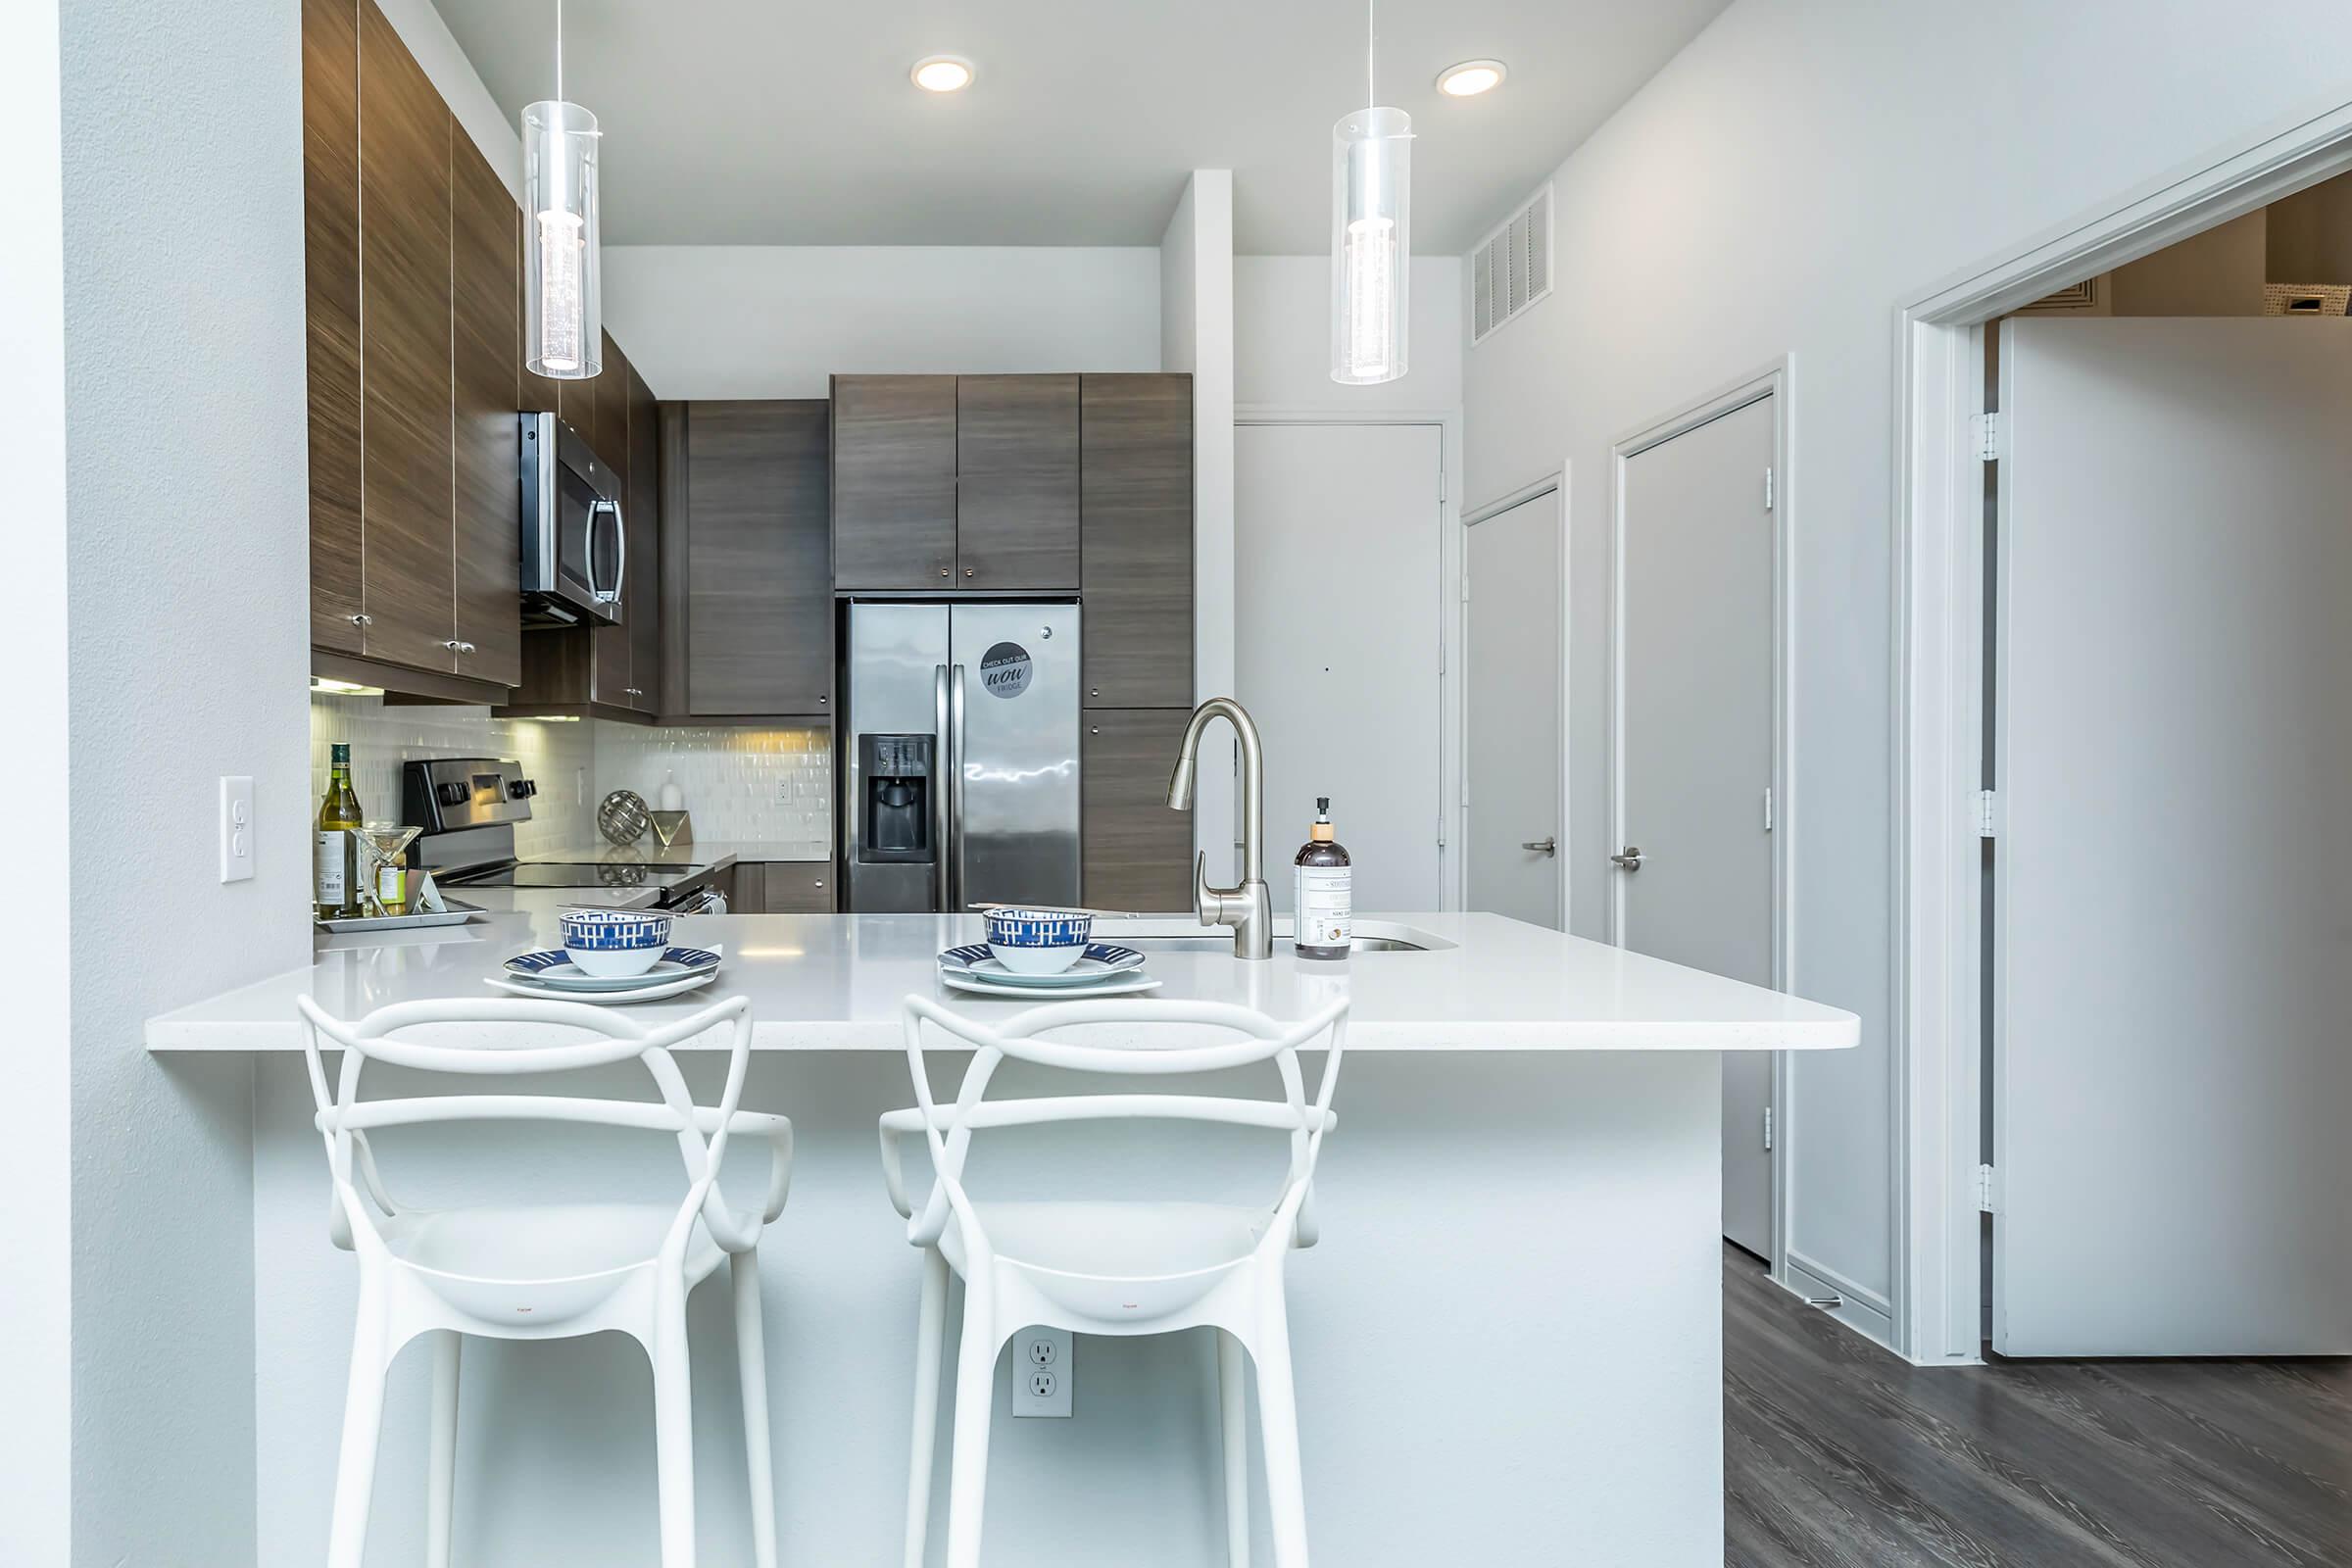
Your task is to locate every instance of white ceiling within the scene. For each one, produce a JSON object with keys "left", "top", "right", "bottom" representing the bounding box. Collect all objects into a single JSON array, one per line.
[{"left": 431, "top": 0, "right": 1727, "bottom": 253}]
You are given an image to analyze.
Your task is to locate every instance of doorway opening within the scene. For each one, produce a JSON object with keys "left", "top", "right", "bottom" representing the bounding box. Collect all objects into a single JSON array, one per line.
[{"left": 1899, "top": 101, "right": 2352, "bottom": 1365}]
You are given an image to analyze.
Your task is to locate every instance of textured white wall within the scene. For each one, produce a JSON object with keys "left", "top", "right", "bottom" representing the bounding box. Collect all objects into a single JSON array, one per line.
[
  {"left": 2, "top": 3, "right": 73, "bottom": 1562},
  {"left": 59, "top": 0, "right": 312, "bottom": 1558},
  {"left": 1234, "top": 256, "right": 1463, "bottom": 412},
  {"left": 603, "top": 245, "right": 1162, "bottom": 398},
  {"left": 1458, "top": 0, "right": 2352, "bottom": 1336}
]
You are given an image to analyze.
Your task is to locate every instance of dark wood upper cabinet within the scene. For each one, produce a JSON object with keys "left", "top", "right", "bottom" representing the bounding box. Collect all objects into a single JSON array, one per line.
[
  {"left": 684, "top": 401, "right": 833, "bottom": 715},
  {"left": 356, "top": 0, "right": 456, "bottom": 675},
  {"left": 450, "top": 130, "right": 521, "bottom": 687},
  {"left": 956, "top": 374, "right": 1079, "bottom": 588},
  {"left": 1081, "top": 373, "right": 1194, "bottom": 708},
  {"left": 302, "top": 0, "right": 364, "bottom": 655},
  {"left": 831, "top": 374, "right": 956, "bottom": 588},
  {"left": 1084, "top": 709, "right": 1194, "bottom": 910},
  {"left": 626, "top": 366, "right": 662, "bottom": 713},
  {"left": 595, "top": 329, "right": 630, "bottom": 486}
]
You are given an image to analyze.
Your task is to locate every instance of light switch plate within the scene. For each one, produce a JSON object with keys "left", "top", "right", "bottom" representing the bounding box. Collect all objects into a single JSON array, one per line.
[
  {"left": 219, "top": 776, "right": 255, "bottom": 883},
  {"left": 1011, "top": 1328, "right": 1072, "bottom": 1417}
]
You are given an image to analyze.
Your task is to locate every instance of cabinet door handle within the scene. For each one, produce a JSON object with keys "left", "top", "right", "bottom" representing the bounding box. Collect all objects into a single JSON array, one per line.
[
  {"left": 349, "top": 613, "right": 371, "bottom": 627},
  {"left": 939, "top": 566, "right": 951, "bottom": 578},
  {"left": 442, "top": 639, "right": 464, "bottom": 652},
  {"left": 964, "top": 567, "right": 974, "bottom": 577}
]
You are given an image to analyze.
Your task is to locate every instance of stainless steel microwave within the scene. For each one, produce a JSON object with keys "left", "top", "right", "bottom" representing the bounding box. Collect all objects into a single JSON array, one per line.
[{"left": 518, "top": 412, "right": 624, "bottom": 627}]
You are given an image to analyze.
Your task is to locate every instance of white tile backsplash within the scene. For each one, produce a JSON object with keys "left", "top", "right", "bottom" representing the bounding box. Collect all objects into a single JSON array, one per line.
[
  {"left": 592, "top": 722, "right": 831, "bottom": 854},
  {"left": 307, "top": 694, "right": 830, "bottom": 858}
]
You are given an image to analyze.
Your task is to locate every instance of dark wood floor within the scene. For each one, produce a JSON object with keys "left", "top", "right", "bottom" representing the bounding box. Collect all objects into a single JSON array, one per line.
[{"left": 1723, "top": 1246, "right": 2352, "bottom": 1567}]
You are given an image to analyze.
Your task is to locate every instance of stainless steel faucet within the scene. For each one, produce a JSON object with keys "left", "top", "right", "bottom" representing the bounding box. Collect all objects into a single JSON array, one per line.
[{"left": 1166, "top": 697, "right": 1272, "bottom": 959}]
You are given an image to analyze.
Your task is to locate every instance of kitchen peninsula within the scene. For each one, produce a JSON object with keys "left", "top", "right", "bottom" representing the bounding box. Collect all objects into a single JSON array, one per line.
[{"left": 148, "top": 908, "right": 1854, "bottom": 1567}]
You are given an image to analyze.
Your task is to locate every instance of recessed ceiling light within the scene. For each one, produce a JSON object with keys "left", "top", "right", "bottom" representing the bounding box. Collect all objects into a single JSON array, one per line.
[
  {"left": 910, "top": 55, "right": 975, "bottom": 93},
  {"left": 1436, "top": 59, "right": 1507, "bottom": 97}
]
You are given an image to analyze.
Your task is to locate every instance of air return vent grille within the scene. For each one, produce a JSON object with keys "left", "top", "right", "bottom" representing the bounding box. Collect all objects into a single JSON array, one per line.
[{"left": 1471, "top": 183, "right": 1553, "bottom": 344}]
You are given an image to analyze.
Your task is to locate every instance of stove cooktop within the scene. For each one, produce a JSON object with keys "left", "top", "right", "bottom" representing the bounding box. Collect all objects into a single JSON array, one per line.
[{"left": 444, "top": 860, "right": 709, "bottom": 891}]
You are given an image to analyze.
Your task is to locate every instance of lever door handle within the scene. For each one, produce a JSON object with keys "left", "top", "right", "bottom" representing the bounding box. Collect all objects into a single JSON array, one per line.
[
  {"left": 1521, "top": 837, "right": 1557, "bottom": 856},
  {"left": 1610, "top": 846, "right": 1644, "bottom": 871}
]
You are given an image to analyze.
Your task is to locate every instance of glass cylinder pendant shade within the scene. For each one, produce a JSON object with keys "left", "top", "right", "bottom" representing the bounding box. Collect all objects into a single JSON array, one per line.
[
  {"left": 523, "top": 99, "right": 601, "bottom": 379},
  {"left": 1331, "top": 106, "right": 1412, "bottom": 385}
]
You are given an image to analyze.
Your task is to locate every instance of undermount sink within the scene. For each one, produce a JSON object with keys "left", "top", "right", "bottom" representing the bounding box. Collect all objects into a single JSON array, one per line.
[{"left": 1104, "top": 921, "right": 1454, "bottom": 955}]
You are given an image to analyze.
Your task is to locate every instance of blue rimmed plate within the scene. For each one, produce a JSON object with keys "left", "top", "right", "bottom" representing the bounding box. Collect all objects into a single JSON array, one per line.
[
  {"left": 939, "top": 942, "right": 1144, "bottom": 988},
  {"left": 505, "top": 946, "right": 722, "bottom": 993}
]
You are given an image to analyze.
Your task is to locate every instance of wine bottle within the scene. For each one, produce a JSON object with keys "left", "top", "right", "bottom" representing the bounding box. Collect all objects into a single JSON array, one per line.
[{"left": 315, "top": 743, "right": 365, "bottom": 919}]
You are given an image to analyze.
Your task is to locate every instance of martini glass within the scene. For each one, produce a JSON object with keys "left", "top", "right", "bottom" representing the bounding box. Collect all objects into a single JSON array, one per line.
[{"left": 357, "top": 821, "right": 422, "bottom": 915}]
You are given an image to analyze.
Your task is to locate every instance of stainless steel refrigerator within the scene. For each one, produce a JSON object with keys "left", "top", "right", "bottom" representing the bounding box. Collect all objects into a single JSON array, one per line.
[{"left": 842, "top": 601, "right": 1082, "bottom": 912}]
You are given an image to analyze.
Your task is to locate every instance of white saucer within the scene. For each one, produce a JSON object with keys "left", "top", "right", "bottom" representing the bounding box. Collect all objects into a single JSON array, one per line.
[
  {"left": 939, "top": 969, "right": 1162, "bottom": 1001},
  {"left": 486, "top": 971, "right": 717, "bottom": 1005}
]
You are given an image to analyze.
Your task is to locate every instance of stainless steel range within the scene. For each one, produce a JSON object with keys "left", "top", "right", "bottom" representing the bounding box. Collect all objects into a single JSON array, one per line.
[{"left": 401, "top": 757, "right": 729, "bottom": 911}]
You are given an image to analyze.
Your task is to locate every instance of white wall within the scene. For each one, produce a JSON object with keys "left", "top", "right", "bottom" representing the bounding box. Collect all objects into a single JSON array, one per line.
[
  {"left": 1235, "top": 256, "right": 1463, "bottom": 412},
  {"left": 1162, "top": 173, "right": 1239, "bottom": 878},
  {"left": 1459, "top": 0, "right": 2352, "bottom": 1345},
  {"left": 603, "top": 246, "right": 1161, "bottom": 398},
  {"left": 2, "top": 4, "right": 72, "bottom": 1563},
  {"left": 59, "top": 0, "right": 313, "bottom": 1557}
]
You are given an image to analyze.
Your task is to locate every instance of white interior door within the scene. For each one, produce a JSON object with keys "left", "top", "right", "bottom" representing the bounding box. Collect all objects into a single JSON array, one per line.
[
  {"left": 1616, "top": 394, "right": 1778, "bottom": 1258},
  {"left": 1237, "top": 422, "right": 1445, "bottom": 911},
  {"left": 1465, "top": 490, "right": 1563, "bottom": 928},
  {"left": 1993, "top": 318, "right": 2352, "bottom": 1355}
]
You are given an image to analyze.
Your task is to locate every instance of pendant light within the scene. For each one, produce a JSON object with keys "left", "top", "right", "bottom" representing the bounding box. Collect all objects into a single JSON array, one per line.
[
  {"left": 522, "top": 0, "right": 601, "bottom": 379},
  {"left": 1331, "top": 0, "right": 1411, "bottom": 385}
]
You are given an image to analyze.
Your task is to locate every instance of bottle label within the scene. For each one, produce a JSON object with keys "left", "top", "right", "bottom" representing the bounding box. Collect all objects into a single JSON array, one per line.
[
  {"left": 1295, "top": 865, "right": 1352, "bottom": 950},
  {"left": 375, "top": 862, "right": 406, "bottom": 909},
  {"left": 316, "top": 830, "right": 347, "bottom": 904}
]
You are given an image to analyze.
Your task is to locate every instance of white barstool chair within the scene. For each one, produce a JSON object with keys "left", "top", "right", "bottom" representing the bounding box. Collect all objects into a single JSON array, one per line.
[
  {"left": 297, "top": 993, "right": 793, "bottom": 1568},
  {"left": 880, "top": 993, "right": 1349, "bottom": 1568}
]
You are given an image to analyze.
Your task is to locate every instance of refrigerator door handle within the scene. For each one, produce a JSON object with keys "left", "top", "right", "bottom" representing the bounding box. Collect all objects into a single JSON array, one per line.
[
  {"left": 932, "top": 662, "right": 953, "bottom": 913},
  {"left": 948, "top": 662, "right": 968, "bottom": 911}
]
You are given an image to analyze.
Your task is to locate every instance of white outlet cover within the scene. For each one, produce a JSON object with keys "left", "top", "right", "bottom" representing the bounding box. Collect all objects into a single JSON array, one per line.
[
  {"left": 1010, "top": 1328, "right": 1072, "bottom": 1417},
  {"left": 219, "top": 775, "right": 255, "bottom": 884}
]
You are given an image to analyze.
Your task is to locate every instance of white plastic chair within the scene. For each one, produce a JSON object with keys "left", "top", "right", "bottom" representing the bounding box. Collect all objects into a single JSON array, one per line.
[
  {"left": 297, "top": 993, "right": 792, "bottom": 1568},
  {"left": 880, "top": 993, "right": 1349, "bottom": 1568}
]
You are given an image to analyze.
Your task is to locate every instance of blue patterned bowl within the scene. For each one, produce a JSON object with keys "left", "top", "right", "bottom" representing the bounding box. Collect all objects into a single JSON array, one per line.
[
  {"left": 558, "top": 908, "right": 674, "bottom": 977},
  {"left": 984, "top": 906, "right": 1094, "bottom": 974}
]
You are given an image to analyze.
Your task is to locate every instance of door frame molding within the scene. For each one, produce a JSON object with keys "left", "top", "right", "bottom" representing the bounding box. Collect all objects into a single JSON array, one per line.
[
  {"left": 1235, "top": 404, "right": 1465, "bottom": 907},
  {"left": 1893, "top": 93, "right": 2352, "bottom": 1365},
  {"left": 1463, "top": 463, "right": 1571, "bottom": 930},
  {"left": 1608, "top": 359, "right": 1796, "bottom": 1279}
]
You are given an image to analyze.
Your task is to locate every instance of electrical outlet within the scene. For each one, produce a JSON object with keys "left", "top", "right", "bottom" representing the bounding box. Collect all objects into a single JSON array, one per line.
[
  {"left": 1011, "top": 1329, "right": 1071, "bottom": 1417},
  {"left": 219, "top": 776, "right": 255, "bottom": 883}
]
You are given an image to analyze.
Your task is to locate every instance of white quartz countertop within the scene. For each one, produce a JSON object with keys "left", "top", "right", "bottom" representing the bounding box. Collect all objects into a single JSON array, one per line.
[{"left": 149, "top": 910, "right": 1859, "bottom": 1054}]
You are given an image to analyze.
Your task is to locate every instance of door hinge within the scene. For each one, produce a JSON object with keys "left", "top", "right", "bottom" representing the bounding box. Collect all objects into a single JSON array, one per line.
[
  {"left": 1437, "top": 811, "right": 1446, "bottom": 850},
  {"left": 1762, "top": 1105, "right": 1774, "bottom": 1151},
  {"left": 1970, "top": 412, "right": 2006, "bottom": 462},
  {"left": 1976, "top": 788, "right": 1999, "bottom": 838},
  {"left": 1975, "top": 1162, "right": 2000, "bottom": 1214},
  {"left": 1439, "top": 465, "right": 1447, "bottom": 504},
  {"left": 1763, "top": 466, "right": 1776, "bottom": 512},
  {"left": 1762, "top": 785, "right": 1774, "bottom": 833}
]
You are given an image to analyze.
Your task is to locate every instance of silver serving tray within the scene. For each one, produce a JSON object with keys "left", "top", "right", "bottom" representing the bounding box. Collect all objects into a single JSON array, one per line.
[{"left": 317, "top": 898, "right": 483, "bottom": 934}]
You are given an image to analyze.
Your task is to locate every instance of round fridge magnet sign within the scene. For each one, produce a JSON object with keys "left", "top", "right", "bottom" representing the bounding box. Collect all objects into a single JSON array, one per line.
[{"left": 980, "top": 642, "right": 1032, "bottom": 699}]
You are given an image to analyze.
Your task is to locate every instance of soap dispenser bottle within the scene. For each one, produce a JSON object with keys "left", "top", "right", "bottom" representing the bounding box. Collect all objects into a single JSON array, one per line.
[{"left": 1293, "top": 797, "right": 1352, "bottom": 959}]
